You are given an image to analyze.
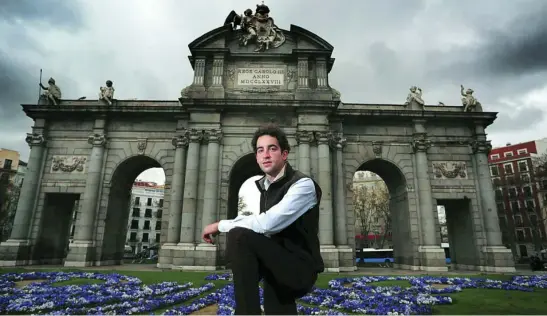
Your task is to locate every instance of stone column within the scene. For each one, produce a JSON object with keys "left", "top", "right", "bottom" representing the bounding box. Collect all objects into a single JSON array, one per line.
[
  {"left": 296, "top": 130, "right": 313, "bottom": 175},
  {"left": 73, "top": 133, "right": 107, "bottom": 243},
  {"left": 199, "top": 129, "right": 223, "bottom": 244},
  {"left": 315, "top": 131, "right": 334, "bottom": 246},
  {"left": 8, "top": 133, "right": 47, "bottom": 241},
  {"left": 166, "top": 132, "right": 189, "bottom": 244},
  {"left": 331, "top": 134, "right": 348, "bottom": 246},
  {"left": 472, "top": 138, "right": 503, "bottom": 246},
  {"left": 412, "top": 120, "right": 447, "bottom": 270},
  {"left": 178, "top": 129, "right": 202, "bottom": 245}
]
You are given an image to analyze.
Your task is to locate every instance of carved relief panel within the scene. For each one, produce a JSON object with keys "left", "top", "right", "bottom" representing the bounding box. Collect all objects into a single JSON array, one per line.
[
  {"left": 50, "top": 155, "right": 87, "bottom": 174},
  {"left": 432, "top": 161, "right": 468, "bottom": 179}
]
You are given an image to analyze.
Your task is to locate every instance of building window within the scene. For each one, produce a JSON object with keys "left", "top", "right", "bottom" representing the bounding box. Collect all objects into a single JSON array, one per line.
[
  {"left": 131, "top": 220, "right": 139, "bottom": 229},
  {"left": 517, "top": 149, "right": 528, "bottom": 155},
  {"left": 518, "top": 161, "right": 528, "bottom": 172},
  {"left": 495, "top": 189, "right": 503, "bottom": 200},
  {"left": 516, "top": 230, "right": 525, "bottom": 242},
  {"left": 159, "top": 199, "right": 164, "bottom": 207},
  {"left": 514, "top": 215, "right": 523, "bottom": 226},
  {"left": 156, "top": 209, "right": 162, "bottom": 219},
  {"left": 491, "top": 154, "right": 500, "bottom": 160},
  {"left": 518, "top": 244, "right": 528, "bottom": 256},
  {"left": 504, "top": 151, "right": 513, "bottom": 157},
  {"left": 490, "top": 165, "right": 499, "bottom": 176},
  {"left": 156, "top": 233, "right": 161, "bottom": 243},
  {"left": 132, "top": 208, "right": 140, "bottom": 217},
  {"left": 504, "top": 163, "right": 513, "bottom": 174},
  {"left": 130, "top": 232, "right": 137, "bottom": 241},
  {"left": 134, "top": 197, "right": 140, "bottom": 206},
  {"left": 521, "top": 173, "right": 530, "bottom": 182},
  {"left": 142, "top": 233, "right": 149, "bottom": 242},
  {"left": 155, "top": 221, "right": 162, "bottom": 230},
  {"left": 496, "top": 202, "right": 504, "bottom": 212},
  {"left": 526, "top": 200, "right": 535, "bottom": 211},
  {"left": 530, "top": 214, "right": 538, "bottom": 226},
  {"left": 511, "top": 201, "right": 519, "bottom": 213},
  {"left": 144, "top": 220, "right": 150, "bottom": 230},
  {"left": 3, "top": 159, "right": 12, "bottom": 169},
  {"left": 147, "top": 198, "right": 152, "bottom": 206},
  {"left": 523, "top": 186, "right": 533, "bottom": 198},
  {"left": 509, "top": 187, "right": 518, "bottom": 199},
  {"left": 145, "top": 209, "right": 152, "bottom": 218}
]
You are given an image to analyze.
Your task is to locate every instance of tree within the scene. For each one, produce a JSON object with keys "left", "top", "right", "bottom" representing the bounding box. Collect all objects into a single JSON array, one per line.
[
  {"left": 352, "top": 181, "right": 390, "bottom": 249},
  {"left": 0, "top": 173, "right": 19, "bottom": 241},
  {"left": 238, "top": 196, "right": 252, "bottom": 216}
]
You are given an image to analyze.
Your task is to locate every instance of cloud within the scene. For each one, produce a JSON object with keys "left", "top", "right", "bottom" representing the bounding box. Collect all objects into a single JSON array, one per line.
[{"left": 0, "top": 0, "right": 546, "bottom": 181}]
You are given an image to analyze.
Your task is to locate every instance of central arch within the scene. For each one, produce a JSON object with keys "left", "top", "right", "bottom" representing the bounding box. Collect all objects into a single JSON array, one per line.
[
  {"left": 227, "top": 153, "right": 262, "bottom": 220},
  {"left": 353, "top": 158, "right": 415, "bottom": 266},
  {"left": 100, "top": 155, "right": 163, "bottom": 264}
]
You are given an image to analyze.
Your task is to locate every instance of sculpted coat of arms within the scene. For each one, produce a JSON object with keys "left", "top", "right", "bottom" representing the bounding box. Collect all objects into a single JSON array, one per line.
[{"left": 224, "top": 2, "right": 286, "bottom": 52}]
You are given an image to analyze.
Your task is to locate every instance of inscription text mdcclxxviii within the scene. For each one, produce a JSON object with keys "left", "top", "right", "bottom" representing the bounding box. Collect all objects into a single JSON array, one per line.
[{"left": 237, "top": 68, "right": 285, "bottom": 86}]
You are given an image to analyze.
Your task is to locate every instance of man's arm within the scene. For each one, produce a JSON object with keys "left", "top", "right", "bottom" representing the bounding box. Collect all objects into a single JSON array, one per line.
[{"left": 218, "top": 177, "right": 317, "bottom": 235}]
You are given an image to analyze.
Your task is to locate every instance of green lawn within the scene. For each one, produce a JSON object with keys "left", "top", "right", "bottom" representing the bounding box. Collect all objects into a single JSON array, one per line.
[{"left": 1, "top": 268, "right": 546, "bottom": 315}]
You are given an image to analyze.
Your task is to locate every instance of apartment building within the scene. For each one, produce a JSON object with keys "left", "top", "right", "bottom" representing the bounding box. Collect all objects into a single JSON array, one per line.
[
  {"left": 126, "top": 180, "right": 164, "bottom": 254},
  {"left": 489, "top": 138, "right": 547, "bottom": 259}
]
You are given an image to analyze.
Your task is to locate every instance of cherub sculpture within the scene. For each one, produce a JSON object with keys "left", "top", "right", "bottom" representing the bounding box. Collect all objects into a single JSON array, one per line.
[
  {"left": 404, "top": 86, "right": 425, "bottom": 107},
  {"left": 39, "top": 77, "right": 62, "bottom": 105},
  {"left": 99, "top": 80, "right": 115, "bottom": 105}
]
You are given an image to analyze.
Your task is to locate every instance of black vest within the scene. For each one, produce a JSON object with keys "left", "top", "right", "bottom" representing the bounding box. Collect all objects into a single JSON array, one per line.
[{"left": 254, "top": 163, "right": 325, "bottom": 273}]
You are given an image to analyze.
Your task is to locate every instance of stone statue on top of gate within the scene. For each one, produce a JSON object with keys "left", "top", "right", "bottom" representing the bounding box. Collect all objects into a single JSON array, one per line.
[
  {"left": 224, "top": 2, "right": 286, "bottom": 52},
  {"left": 460, "top": 84, "right": 483, "bottom": 112}
]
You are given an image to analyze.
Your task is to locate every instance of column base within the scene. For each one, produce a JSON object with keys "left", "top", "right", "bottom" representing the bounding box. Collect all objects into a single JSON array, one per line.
[
  {"left": 337, "top": 245, "right": 357, "bottom": 272},
  {"left": 64, "top": 241, "right": 96, "bottom": 267},
  {"left": 0, "top": 239, "right": 32, "bottom": 266},
  {"left": 157, "top": 243, "right": 177, "bottom": 268},
  {"left": 481, "top": 246, "right": 516, "bottom": 272},
  {"left": 418, "top": 245, "right": 448, "bottom": 272},
  {"left": 320, "top": 245, "right": 340, "bottom": 272},
  {"left": 171, "top": 243, "right": 219, "bottom": 269}
]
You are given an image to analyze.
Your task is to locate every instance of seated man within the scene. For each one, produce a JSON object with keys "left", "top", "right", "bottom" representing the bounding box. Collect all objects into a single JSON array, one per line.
[{"left": 202, "top": 124, "right": 324, "bottom": 315}]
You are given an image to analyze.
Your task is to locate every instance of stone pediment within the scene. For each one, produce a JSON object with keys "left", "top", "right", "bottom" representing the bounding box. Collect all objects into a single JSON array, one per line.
[{"left": 188, "top": 24, "right": 334, "bottom": 58}]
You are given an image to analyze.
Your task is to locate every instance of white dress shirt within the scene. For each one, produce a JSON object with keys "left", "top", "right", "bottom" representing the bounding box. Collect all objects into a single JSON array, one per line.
[{"left": 218, "top": 176, "right": 317, "bottom": 235}]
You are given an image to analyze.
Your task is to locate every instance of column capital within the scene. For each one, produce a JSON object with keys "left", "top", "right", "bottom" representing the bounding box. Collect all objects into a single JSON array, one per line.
[
  {"left": 471, "top": 139, "right": 492, "bottom": 154},
  {"left": 203, "top": 129, "right": 223, "bottom": 144},
  {"left": 188, "top": 129, "right": 203, "bottom": 143},
  {"left": 315, "top": 131, "right": 332, "bottom": 145},
  {"left": 25, "top": 133, "right": 46, "bottom": 147},
  {"left": 172, "top": 132, "right": 189, "bottom": 148},
  {"left": 88, "top": 133, "right": 107, "bottom": 147},
  {"left": 296, "top": 130, "right": 314, "bottom": 144},
  {"left": 412, "top": 133, "right": 431, "bottom": 153},
  {"left": 330, "top": 133, "right": 346, "bottom": 150}
]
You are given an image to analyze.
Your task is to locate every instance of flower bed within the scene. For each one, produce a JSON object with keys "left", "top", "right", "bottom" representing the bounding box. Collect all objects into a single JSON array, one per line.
[{"left": 0, "top": 271, "right": 545, "bottom": 315}]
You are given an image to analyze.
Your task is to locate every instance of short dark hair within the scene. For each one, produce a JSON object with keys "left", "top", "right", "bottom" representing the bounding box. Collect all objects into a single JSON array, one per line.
[{"left": 251, "top": 124, "right": 291, "bottom": 153}]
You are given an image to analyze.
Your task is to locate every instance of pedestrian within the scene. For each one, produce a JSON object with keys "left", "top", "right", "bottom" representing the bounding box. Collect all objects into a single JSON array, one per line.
[{"left": 202, "top": 124, "right": 324, "bottom": 314}]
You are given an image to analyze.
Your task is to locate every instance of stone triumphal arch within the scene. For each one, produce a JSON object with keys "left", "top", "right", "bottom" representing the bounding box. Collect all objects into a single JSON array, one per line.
[{"left": 0, "top": 4, "right": 515, "bottom": 272}]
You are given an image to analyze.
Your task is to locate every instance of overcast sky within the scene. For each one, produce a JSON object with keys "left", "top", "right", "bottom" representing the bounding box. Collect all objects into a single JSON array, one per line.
[{"left": 1, "top": 0, "right": 547, "bottom": 186}]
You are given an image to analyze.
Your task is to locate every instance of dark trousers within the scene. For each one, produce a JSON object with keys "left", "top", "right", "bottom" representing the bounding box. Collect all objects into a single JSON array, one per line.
[{"left": 226, "top": 227, "right": 317, "bottom": 315}]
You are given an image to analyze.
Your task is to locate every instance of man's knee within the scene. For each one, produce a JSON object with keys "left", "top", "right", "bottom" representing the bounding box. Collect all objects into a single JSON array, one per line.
[{"left": 226, "top": 227, "right": 255, "bottom": 252}]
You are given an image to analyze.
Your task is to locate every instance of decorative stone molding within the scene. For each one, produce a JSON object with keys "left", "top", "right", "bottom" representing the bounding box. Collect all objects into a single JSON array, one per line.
[
  {"left": 51, "top": 155, "right": 87, "bottom": 173},
  {"left": 432, "top": 161, "right": 468, "bottom": 179},
  {"left": 204, "top": 129, "right": 223, "bottom": 143},
  {"left": 137, "top": 138, "right": 147, "bottom": 155},
  {"left": 188, "top": 129, "right": 203, "bottom": 143},
  {"left": 315, "top": 131, "right": 332, "bottom": 145},
  {"left": 296, "top": 130, "right": 314, "bottom": 144},
  {"left": 331, "top": 133, "right": 346, "bottom": 150},
  {"left": 411, "top": 133, "right": 431, "bottom": 153},
  {"left": 25, "top": 133, "right": 46, "bottom": 147},
  {"left": 372, "top": 141, "right": 383, "bottom": 156},
  {"left": 471, "top": 140, "right": 492, "bottom": 154},
  {"left": 172, "top": 132, "right": 189, "bottom": 148},
  {"left": 88, "top": 133, "right": 107, "bottom": 147}
]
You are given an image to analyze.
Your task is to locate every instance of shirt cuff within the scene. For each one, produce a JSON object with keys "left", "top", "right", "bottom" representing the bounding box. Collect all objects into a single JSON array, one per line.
[{"left": 218, "top": 220, "right": 232, "bottom": 233}]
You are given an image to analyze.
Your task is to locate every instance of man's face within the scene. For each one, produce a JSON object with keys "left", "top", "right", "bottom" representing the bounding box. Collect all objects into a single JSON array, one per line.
[{"left": 255, "top": 135, "right": 287, "bottom": 175}]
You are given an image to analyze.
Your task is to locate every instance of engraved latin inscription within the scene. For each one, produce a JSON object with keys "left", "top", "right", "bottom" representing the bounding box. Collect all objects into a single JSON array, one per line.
[{"left": 237, "top": 68, "right": 285, "bottom": 86}]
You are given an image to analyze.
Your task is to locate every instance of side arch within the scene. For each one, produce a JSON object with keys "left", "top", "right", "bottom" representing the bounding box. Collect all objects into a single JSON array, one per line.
[
  {"left": 226, "top": 153, "right": 262, "bottom": 220},
  {"left": 349, "top": 158, "right": 418, "bottom": 267},
  {"left": 99, "top": 154, "right": 165, "bottom": 263}
]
